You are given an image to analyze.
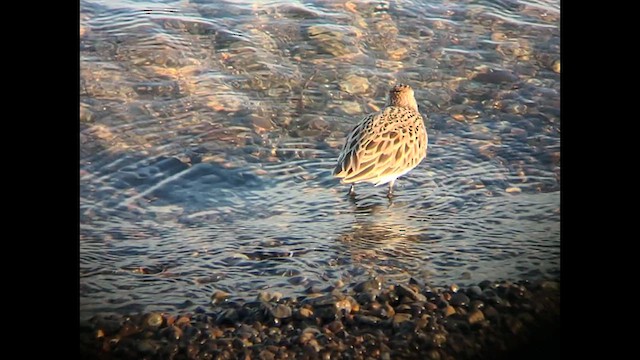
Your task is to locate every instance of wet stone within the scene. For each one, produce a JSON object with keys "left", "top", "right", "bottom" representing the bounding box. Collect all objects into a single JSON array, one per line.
[
  {"left": 408, "top": 277, "right": 425, "bottom": 287},
  {"left": 468, "top": 310, "right": 485, "bottom": 325},
  {"left": 428, "top": 349, "right": 442, "bottom": 360},
  {"left": 307, "top": 118, "right": 330, "bottom": 131},
  {"left": 237, "top": 324, "right": 257, "bottom": 339},
  {"left": 211, "top": 290, "right": 230, "bottom": 305},
  {"left": 469, "top": 300, "right": 485, "bottom": 312},
  {"left": 335, "top": 299, "right": 352, "bottom": 314},
  {"left": 338, "top": 101, "right": 362, "bottom": 115},
  {"left": 183, "top": 326, "right": 202, "bottom": 341},
  {"left": 339, "top": 74, "right": 370, "bottom": 94},
  {"left": 472, "top": 69, "right": 519, "bottom": 84},
  {"left": 443, "top": 305, "right": 456, "bottom": 317},
  {"left": 436, "top": 299, "right": 449, "bottom": 309},
  {"left": 175, "top": 316, "right": 191, "bottom": 327},
  {"left": 354, "top": 277, "right": 384, "bottom": 293},
  {"left": 432, "top": 333, "right": 447, "bottom": 347},
  {"left": 505, "top": 285, "right": 528, "bottom": 300},
  {"left": 298, "top": 307, "right": 314, "bottom": 318},
  {"left": 250, "top": 115, "right": 275, "bottom": 133},
  {"left": 270, "top": 304, "right": 292, "bottom": 319},
  {"left": 161, "top": 325, "right": 183, "bottom": 341},
  {"left": 216, "top": 308, "right": 239, "bottom": 325},
  {"left": 355, "top": 315, "right": 382, "bottom": 325},
  {"left": 327, "top": 319, "right": 344, "bottom": 334},
  {"left": 392, "top": 313, "right": 412, "bottom": 328},
  {"left": 93, "top": 317, "right": 122, "bottom": 336},
  {"left": 466, "top": 286, "right": 483, "bottom": 298},
  {"left": 132, "top": 81, "right": 179, "bottom": 97},
  {"left": 144, "top": 312, "right": 163, "bottom": 328},
  {"left": 450, "top": 293, "right": 471, "bottom": 307},
  {"left": 306, "top": 25, "right": 360, "bottom": 57},
  {"left": 396, "top": 284, "right": 427, "bottom": 302},
  {"left": 356, "top": 293, "right": 378, "bottom": 304},
  {"left": 272, "top": 292, "right": 291, "bottom": 305},
  {"left": 539, "top": 280, "right": 560, "bottom": 291},
  {"left": 259, "top": 349, "right": 276, "bottom": 360},
  {"left": 425, "top": 302, "right": 438, "bottom": 312},
  {"left": 314, "top": 304, "right": 339, "bottom": 322}
]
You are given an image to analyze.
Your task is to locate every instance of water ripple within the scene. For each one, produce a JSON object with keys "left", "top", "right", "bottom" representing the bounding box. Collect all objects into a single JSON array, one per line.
[{"left": 81, "top": 0, "right": 560, "bottom": 319}]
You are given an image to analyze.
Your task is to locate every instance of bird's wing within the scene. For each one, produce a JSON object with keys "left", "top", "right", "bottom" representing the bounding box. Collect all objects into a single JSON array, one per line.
[{"left": 334, "top": 108, "right": 416, "bottom": 183}]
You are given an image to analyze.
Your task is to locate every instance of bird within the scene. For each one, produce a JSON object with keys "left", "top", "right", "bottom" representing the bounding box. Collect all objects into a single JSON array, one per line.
[{"left": 333, "top": 84, "right": 428, "bottom": 197}]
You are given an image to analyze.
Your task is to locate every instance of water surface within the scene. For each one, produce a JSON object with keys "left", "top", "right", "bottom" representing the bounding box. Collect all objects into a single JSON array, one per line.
[{"left": 80, "top": 0, "right": 560, "bottom": 320}]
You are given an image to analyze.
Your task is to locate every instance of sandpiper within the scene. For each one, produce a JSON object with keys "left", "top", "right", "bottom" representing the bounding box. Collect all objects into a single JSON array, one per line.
[{"left": 333, "top": 84, "right": 428, "bottom": 197}]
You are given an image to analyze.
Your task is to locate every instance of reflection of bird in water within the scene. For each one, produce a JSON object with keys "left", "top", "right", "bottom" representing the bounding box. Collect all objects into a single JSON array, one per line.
[
  {"left": 333, "top": 84, "right": 428, "bottom": 197},
  {"left": 337, "top": 201, "right": 433, "bottom": 283}
]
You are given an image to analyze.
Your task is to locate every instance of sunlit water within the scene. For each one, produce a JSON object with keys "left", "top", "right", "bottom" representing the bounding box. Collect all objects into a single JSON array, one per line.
[{"left": 80, "top": 0, "right": 560, "bottom": 320}]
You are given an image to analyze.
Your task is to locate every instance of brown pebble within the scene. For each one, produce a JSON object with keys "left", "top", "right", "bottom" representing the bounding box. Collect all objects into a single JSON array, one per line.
[
  {"left": 298, "top": 308, "right": 314, "bottom": 318},
  {"left": 433, "top": 333, "right": 447, "bottom": 347},
  {"left": 468, "top": 310, "right": 485, "bottom": 324},
  {"left": 259, "top": 349, "right": 276, "bottom": 360},
  {"left": 414, "top": 314, "right": 429, "bottom": 330},
  {"left": 210, "top": 327, "right": 224, "bottom": 338},
  {"left": 335, "top": 299, "right": 352, "bottom": 314},
  {"left": 392, "top": 313, "right": 412, "bottom": 327},
  {"left": 384, "top": 303, "right": 395, "bottom": 318},
  {"left": 212, "top": 290, "right": 230, "bottom": 305},
  {"left": 175, "top": 316, "right": 191, "bottom": 327},
  {"left": 427, "top": 349, "right": 441, "bottom": 359},
  {"left": 539, "top": 281, "right": 560, "bottom": 291},
  {"left": 327, "top": 320, "right": 344, "bottom": 334},
  {"left": 251, "top": 115, "right": 275, "bottom": 133},
  {"left": 443, "top": 305, "right": 456, "bottom": 317},
  {"left": 299, "top": 327, "right": 320, "bottom": 345}
]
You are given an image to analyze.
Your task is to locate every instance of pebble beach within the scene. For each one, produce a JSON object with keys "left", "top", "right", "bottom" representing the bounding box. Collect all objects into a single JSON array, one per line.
[{"left": 80, "top": 278, "right": 559, "bottom": 359}]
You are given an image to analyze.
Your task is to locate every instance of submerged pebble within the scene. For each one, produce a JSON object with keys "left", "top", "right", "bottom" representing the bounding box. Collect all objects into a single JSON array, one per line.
[{"left": 339, "top": 74, "right": 370, "bottom": 94}]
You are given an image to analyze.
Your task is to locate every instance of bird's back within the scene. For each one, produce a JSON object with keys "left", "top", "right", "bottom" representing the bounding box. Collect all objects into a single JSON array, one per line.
[{"left": 333, "top": 105, "right": 428, "bottom": 185}]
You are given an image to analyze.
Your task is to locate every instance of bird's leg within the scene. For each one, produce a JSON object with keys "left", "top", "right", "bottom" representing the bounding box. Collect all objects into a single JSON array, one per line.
[
  {"left": 387, "top": 180, "right": 395, "bottom": 198},
  {"left": 349, "top": 184, "right": 356, "bottom": 197}
]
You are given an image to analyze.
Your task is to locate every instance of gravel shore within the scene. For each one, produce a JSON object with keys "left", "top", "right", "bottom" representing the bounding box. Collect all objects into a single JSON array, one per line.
[{"left": 80, "top": 277, "right": 559, "bottom": 359}]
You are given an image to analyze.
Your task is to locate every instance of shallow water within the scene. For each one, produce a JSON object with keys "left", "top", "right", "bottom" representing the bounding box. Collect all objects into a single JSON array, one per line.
[{"left": 80, "top": 0, "right": 560, "bottom": 320}]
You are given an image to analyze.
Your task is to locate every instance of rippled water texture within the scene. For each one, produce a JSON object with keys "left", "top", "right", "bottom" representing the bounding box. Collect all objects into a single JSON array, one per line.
[{"left": 80, "top": 0, "right": 560, "bottom": 319}]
